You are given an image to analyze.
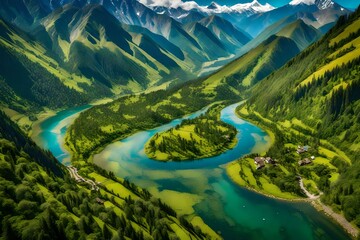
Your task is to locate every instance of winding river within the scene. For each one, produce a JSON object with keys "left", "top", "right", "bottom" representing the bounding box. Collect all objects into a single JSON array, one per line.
[{"left": 33, "top": 103, "right": 350, "bottom": 240}]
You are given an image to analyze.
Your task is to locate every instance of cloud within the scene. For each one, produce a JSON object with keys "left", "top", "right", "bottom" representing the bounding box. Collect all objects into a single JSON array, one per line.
[{"left": 138, "top": 0, "right": 202, "bottom": 10}]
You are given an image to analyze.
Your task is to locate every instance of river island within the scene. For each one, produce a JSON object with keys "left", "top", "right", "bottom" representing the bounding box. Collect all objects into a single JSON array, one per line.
[{"left": 145, "top": 104, "right": 237, "bottom": 161}]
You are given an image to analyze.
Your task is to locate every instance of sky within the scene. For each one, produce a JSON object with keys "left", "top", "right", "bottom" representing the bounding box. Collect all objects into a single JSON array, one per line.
[{"left": 181, "top": 0, "right": 360, "bottom": 9}]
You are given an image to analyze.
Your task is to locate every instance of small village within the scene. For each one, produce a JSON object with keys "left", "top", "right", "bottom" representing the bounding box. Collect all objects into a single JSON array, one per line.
[{"left": 254, "top": 145, "right": 315, "bottom": 170}]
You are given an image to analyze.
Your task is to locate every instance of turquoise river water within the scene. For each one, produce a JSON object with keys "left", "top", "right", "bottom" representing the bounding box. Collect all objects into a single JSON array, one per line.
[{"left": 33, "top": 103, "right": 350, "bottom": 240}]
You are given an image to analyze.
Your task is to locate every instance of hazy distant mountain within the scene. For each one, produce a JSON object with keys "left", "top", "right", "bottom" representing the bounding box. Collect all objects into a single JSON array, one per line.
[
  {"left": 276, "top": 19, "right": 321, "bottom": 50},
  {"left": 198, "top": 15, "right": 251, "bottom": 52},
  {"left": 239, "top": 0, "right": 351, "bottom": 37},
  {"left": 238, "top": 14, "right": 322, "bottom": 58},
  {"left": 146, "top": 0, "right": 275, "bottom": 33},
  {"left": 152, "top": 6, "right": 206, "bottom": 23}
]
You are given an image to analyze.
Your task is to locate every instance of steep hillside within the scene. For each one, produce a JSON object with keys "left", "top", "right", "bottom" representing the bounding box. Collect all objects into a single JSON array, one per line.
[
  {"left": 0, "top": 111, "right": 217, "bottom": 239},
  {"left": 0, "top": 0, "right": 51, "bottom": 30},
  {"left": 0, "top": 19, "right": 102, "bottom": 111},
  {"left": 183, "top": 21, "right": 229, "bottom": 59},
  {"left": 198, "top": 15, "right": 251, "bottom": 53},
  {"left": 242, "top": 8, "right": 360, "bottom": 227},
  {"left": 200, "top": 35, "right": 300, "bottom": 89},
  {"left": 240, "top": 13, "right": 321, "bottom": 55},
  {"left": 42, "top": 4, "right": 190, "bottom": 92},
  {"left": 276, "top": 19, "right": 322, "bottom": 50}
]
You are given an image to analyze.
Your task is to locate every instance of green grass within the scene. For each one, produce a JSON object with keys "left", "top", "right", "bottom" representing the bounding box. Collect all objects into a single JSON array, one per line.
[
  {"left": 313, "top": 157, "right": 337, "bottom": 170},
  {"left": 88, "top": 173, "right": 139, "bottom": 200},
  {"left": 329, "top": 172, "right": 340, "bottom": 183},
  {"left": 298, "top": 43, "right": 360, "bottom": 88},
  {"left": 227, "top": 158, "right": 299, "bottom": 200},
  {"left": 259, "top": 177, "right": 298, "bottom": 199},
  {"left": 330, "top": 18, "right": 360, "bottom": 47},
  {"left": 320, "top": 141, "right": 352, "bottom": 164},
  {"left": 302, "top": 178, "right": 319, "bottom": 195},
  {"left": 104, "top": 201, "right": 125, "bottom": 217},
  {"left": 319, "top": 146, "right": 338, "bottom": 159}
]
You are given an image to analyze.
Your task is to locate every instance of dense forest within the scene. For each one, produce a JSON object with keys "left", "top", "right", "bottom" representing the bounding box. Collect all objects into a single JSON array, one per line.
[
  {"left": 145, "top": 104, "right": 237, "bottom": 161},
  {"left": 0, "top": 111, "right": 214, "bottom": 239}
]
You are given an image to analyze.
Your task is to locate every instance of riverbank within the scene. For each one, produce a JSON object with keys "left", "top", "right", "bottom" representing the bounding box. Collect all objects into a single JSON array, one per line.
[
  {"left": 312, "top": 200, "right": 359, "bottom": 238},
  {"left": 226, "top": 161, "right": 359, "bottom": 238},
  {"left": 235, "top": 106, "right": 275, "bottom": 153},
  {"left": 30, "top": 109, "right": 57, "bottom": 138},
  {"left": 226, "top": 161, "right": 302, "bottom": 201},
  {"left": 30, "top": 97, "right": 113, "bottom": 139},
  {"left": 230, "top": 105, "right": 359, "bottom": 239}
]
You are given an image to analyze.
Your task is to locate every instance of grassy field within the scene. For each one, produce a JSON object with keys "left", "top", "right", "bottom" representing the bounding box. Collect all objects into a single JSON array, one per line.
[
  {"left": 226, "top": 159, "right": 300, "bottom": 200},
  {"left": 88, "top": 172, "right": 139, "bottom": 200}
]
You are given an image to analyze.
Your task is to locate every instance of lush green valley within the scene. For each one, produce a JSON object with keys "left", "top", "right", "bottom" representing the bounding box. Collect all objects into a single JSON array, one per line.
[
  {"left": 1, "top": 0, "right": 359, "bottom": 239},
  {"left": 65, "top": 17, "right": 315, "bottom": 159},
  {"left": 66, "top": 7, "right": 360, "bottom": 237},
  {"left": 0, "top": 111, "right": 217, "bottom": 239},
  {"left": 145, "top": 104, "right": 237, "bottom": 161}
]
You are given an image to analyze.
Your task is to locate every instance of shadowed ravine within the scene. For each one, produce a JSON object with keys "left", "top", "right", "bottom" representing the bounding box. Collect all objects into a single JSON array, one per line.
[{"left": 33, "top": 102, "right": 350, "bottom": 240}]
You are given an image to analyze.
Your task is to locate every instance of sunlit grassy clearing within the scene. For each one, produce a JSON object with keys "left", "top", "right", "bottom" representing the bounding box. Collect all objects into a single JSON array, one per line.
[{"left": 329, "top": 18, "right": 360, "bottom": 47}]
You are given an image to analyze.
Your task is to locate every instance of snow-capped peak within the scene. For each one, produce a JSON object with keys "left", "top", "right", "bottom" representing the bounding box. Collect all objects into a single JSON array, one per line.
[
  {"left": 207, "top": 2, "right": 221, "bottom": 10},
  {"left": 315, "top": 0, "right": 335, "bottom": 9},
  {"left": 289, "top": 0, "right": 315, "bottom": 5},
  {"left": 203, "top": 0, "right": 275, "bottom": 14},
  {"left": 289, "top": 0, "right": 335, "bottom": 9},
  {"left": 231, "top": 0, "right": 275, "bottom": 13},
  {"left": 138, "top": 0, "right": 275, "bottom": 15}
]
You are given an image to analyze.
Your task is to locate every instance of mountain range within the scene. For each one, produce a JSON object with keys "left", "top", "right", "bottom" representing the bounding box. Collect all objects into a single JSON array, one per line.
[{"left": 0, "top": 0, "right": 352, "bottom": 114}]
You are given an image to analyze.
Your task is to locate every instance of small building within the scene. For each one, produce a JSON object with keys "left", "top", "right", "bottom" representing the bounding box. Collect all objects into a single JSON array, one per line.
[
  {"left": 95, "top": 198, "right": 105, "bottom": 205},
  {"left": 311, "top": 156, "right": 315, "bottom": 160},
  {"left": 297, "top": 145, "right": 309, "bottom": 154},
  {"left": 298, "top": 158, "right": 312, "bottom": 166},
  {"left": 254, "top": 157, "right": 265, "bottom": 169},
  {"left": 265, "top": 157, "right": 275, "bottom": 164}
]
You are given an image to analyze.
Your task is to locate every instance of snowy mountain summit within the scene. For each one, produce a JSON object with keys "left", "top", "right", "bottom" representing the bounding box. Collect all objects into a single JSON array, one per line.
[
  {"left": 139, "top": 0, "right": 275, "bottom": 14},
  {"left": 202, "top": 0, "right": 275, "bottom": 14},
  {"left": 289, "top": 0, "right": 335, "bottom": 9}
]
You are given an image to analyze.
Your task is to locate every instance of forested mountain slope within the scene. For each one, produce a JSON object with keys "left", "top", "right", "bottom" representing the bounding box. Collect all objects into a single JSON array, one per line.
[
  {"left": 0, "top": 18, "right": 99, "bottom": 111},
  {"left": 244, "top": 7, "right": 360, "bottom": 226},
  {"left": 0, "top": 111, "right": 216, "bottom": 239}
]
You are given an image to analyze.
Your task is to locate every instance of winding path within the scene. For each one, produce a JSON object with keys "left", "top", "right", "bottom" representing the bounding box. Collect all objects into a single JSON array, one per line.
[
  {"left": 299, "top": 177, "right": 320, "bottom": 200},
  {"left": 67, "top": 166, "right": 99, "bottom": 191},
  {"left": 299, "top": 178, "right": 359, "bottom": 238}
]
